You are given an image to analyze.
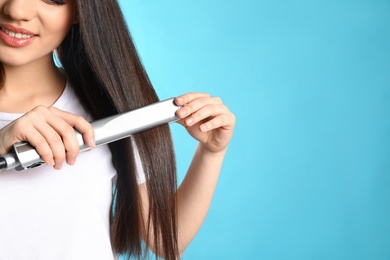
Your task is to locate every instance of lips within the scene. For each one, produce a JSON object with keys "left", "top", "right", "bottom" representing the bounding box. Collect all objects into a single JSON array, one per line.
[
  {"left": 0, "top": 24, "right": 36, "bottom": 48},
  {"left": 1, "top": 27, "right": 34, "bottom": 39}
]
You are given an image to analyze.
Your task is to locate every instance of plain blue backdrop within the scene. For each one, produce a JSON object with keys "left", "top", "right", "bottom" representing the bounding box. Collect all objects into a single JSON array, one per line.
[{"left": 118, "top": 0, "right": 390, "bottom": 259}]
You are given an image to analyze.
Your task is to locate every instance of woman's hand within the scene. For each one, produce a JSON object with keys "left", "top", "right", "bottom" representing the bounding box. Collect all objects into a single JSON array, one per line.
[
  {"left": 175, "top": 92, "right": 235, "bottom": 156},
  {"left": 0, "top": 106, "right": 95, "bottom": 170}
]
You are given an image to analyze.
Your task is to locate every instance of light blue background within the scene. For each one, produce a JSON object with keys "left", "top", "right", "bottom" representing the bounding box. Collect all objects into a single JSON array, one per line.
[{"left": 118, "top": 0, "right": 390, "bottom": 259}]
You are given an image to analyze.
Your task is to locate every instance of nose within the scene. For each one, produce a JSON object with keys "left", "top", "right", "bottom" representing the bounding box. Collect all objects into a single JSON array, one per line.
[{"left": 2, "top": 0, "right": 36, "bottom": 21}]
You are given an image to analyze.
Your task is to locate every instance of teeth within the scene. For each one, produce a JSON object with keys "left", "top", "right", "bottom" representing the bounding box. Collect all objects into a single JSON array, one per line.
[{"left": 1, "top": 27, "right": 33, "bottom": 39}]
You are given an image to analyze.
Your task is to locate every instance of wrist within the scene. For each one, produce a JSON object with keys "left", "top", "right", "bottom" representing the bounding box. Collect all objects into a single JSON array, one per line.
[{"left": 198, "top": 144, "right": 228, "bottom": 160}]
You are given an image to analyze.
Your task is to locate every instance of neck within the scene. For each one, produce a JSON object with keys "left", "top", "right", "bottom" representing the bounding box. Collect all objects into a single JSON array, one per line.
[{"left": 0, "top": 57, "right": 66, "bottom": 113}]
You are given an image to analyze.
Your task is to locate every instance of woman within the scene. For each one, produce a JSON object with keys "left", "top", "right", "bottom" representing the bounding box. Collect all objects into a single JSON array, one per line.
[{"left": 0, "top": 0, "right": 235, "bottom": 259}]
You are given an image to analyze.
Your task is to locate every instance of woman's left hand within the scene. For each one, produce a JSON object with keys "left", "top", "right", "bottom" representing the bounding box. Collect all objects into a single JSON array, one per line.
[{"left": 175, "top": 92, "right": 236, "bottom": 155}]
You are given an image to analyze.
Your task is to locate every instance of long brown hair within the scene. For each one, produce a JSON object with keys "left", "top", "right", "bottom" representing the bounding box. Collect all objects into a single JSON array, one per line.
[{"left": 56, "top": 0, "right": 178, "bottom": 259}]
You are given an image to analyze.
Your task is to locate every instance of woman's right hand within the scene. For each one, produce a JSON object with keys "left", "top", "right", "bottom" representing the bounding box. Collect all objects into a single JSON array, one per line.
[{"left": 0, "top": 106, "right": 95, "bottom": 170}]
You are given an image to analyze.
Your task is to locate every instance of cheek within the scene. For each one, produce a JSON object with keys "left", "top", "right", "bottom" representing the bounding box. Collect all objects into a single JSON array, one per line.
[{"left": 41, "top": 11, "right": 74, "bottom": 44}]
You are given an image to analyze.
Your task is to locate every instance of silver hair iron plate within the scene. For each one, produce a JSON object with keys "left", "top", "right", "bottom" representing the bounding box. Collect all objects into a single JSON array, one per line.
[{"left": 0, "top": 98, "right": 180, "bottom": 171}]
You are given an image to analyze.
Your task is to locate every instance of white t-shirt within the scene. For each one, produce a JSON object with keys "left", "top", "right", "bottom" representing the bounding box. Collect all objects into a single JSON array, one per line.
[{"left": 0, "top": 83, "right": 144, "bottom": 259}]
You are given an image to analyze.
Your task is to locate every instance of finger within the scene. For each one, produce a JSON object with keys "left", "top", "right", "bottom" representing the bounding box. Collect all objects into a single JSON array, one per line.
[
  {"left": 31, "top": 107, "right": 78, "bottom": 168},
  {"left": 10, "top": 113, "right": 56, "bottom": 166},
  {"left": 175, "top": 92, "right": 211, "bottom": 107},
  {"left": 49, "top": 122, "right": 79, "bottom": 166},
  {"left": 198, "top": 112, "right": 236, "bottom": 132},
  {"left": 176, "top": 96, "right": 222, "bottom": 119},
  {"left": 174, "top": 118, "right": 189, "bottom": 129},
  {"left": 183, "top": 103, "right": 229, "bottom": 127},
  {"left": 22, "top": 127, "right": 55, "bottom": 167},
  {"left": 50, "top": 108, "right": 95, "bottom": 147},
  {"left": 28, "top": 107, "right": 67, "bottom": 168},
  {"left": 33, "top": 120, "right": 67, "bottom": 170}
]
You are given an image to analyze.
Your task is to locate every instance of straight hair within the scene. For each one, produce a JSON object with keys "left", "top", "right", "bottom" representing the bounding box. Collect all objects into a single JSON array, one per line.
[{"left": 56, "top": 1, "right": 179, "bottom": 259}]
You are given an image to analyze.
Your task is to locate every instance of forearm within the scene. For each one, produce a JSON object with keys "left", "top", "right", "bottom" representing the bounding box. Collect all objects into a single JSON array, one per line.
[
  {"left": 176, "top": 143, "right": 227, "bottom": 253},
  {"left": 140, "top": 92, "right": 235, "bottom": 257},
  {"left": 137, "top": 144, "right": 226, "bottom": 258}
]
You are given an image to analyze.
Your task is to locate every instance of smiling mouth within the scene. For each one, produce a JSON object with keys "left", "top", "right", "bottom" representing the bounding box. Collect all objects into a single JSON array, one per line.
[{"left": 0, "top": 27, "right": 34, "bottom": 39}]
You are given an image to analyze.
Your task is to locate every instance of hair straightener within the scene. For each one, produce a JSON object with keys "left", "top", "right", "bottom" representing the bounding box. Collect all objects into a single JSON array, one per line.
[{"left": 0, "top": 98, "right": 180, "bottom": 171}]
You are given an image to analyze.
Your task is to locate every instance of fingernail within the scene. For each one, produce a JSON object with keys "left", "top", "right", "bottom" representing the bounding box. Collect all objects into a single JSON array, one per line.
[
  {"left": 178, "top": 109, "right": 187, "bottom": 117},
  {"left": 200, "top": 124, "right": 208, "bottom": 131},
  {"left": 48, "top": 159, "right": 55, "bottom": 166},
  {"left": 176, "top": 97, "right": 183, "bottom": 105},
  {"left": 186, "top": 117, "right": 193, "bottom": 125},
  {"left": 68, "top": 158, "right": 76, "bottom": 165},
  {"left": 90, "top": 138, "right": 96, "bottom": 147}
]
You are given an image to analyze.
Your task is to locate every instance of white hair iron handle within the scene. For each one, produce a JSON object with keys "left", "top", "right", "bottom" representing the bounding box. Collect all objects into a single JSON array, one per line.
[{"left": 0, "top": 98, "right": 179, "bottom": 171}]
